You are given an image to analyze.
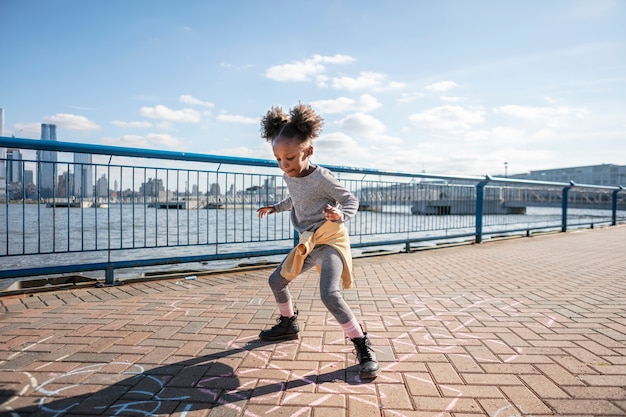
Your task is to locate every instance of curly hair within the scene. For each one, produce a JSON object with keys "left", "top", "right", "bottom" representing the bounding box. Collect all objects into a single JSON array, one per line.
[{"left": 260, "top": 103, "right": 323, "bottom": 144}]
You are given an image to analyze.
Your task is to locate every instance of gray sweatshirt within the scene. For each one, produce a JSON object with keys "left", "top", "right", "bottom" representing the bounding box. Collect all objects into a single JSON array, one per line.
[{"left": 273, "top": 165, "right": 359, "bottom": 233}]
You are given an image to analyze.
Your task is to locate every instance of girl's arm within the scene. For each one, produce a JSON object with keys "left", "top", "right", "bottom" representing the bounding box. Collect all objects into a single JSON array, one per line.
[
  {"left": 323, "top": 172, "right": 359, "bottom": 223},
  {"left": 258, "top": 197, "right": 292, "bottom": 218},
  {"left": 257, "top": 206, "right": 275, "bottom": 218}
]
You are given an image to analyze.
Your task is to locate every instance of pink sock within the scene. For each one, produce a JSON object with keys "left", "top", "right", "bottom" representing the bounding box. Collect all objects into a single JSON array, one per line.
[
  {"left": 340, "top": 317, "right": 364, "bottom": 339},
  {"left": 277, "top": 301, "right": 295, "bottom": 317}
]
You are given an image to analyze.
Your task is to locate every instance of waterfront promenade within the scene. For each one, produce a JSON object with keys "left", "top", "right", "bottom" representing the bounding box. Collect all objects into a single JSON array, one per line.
[{"left": 1, "top": 225, "right": 625, "bottom": 416}]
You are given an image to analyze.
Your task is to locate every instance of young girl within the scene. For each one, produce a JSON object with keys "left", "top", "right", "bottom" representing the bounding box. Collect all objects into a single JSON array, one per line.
[{"left": 257, "top": 103, "right": 380, "bottom": 379}]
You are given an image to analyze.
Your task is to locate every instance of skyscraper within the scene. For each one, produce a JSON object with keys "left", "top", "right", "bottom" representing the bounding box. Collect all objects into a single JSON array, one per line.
[
  {"left": 73, "top": 153, "right": 93, "bottom": 198},
  {"left": 37, "top": 123, "right": 58, "bottom": 198},
  {"left": 0, "top": 108, "right": 6, "bottom": 202},
  {"left": 6, "top": 148, "right": 23, "bottom": 184},
  {"left": 96, "top": 174, "right": 109, "bottom": 199}
]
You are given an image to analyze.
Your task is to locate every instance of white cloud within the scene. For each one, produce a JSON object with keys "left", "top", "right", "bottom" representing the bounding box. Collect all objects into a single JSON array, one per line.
[
  {"left": 313, "top": 132, "right": 373, "bottom": 164},
  {"left": 43, "top": 113, "right": 100, "bottom": 131},
  {"left": 316, "top": 132, "right": 358, "bottom": 150},
  {"left": 10, "top": 122, "right": 41, "bottom": 138},
  {"left": 332, "top": 72, "right": 383, "bottom": 90},
  {"left": 103, "top": 133, "right": 184, "bottom": 150},
  {"left": 216, "top": 114, "right": 259, "bottom": 124},
  {"left": 409, "top": 105, "right": 485, "bottom": 130},
  {"left": 336, "top": 112, "right": 403, "bottom": 144},
  {"left": 111, "top": 120, "right": 152, "bottom": 128},
  {"left": 490, "top": 126, "right": 529, "bottom": 144},
  {"left": 331, "top": 71, "right": 405, "bottom": 92},
  {"left": 463, "top": 126, "right": 529, "bottom": 144},
  {"left": 319, "top": 54, "right": 356, "bottom": 65},
  {"left": 216, "top": 145, "right": 269, "bottom": 159},
  {"left": 139, "top": 105, "right": 201, "bottom": 123},
  {"left": 495, "top": 105, "right": 588, "bottom": 128},
  {"left": 265, "top": 54, "right": 355, "bottom": 82},
  {"left": 311, "top": 94, "right": 381, "bottom": 114},
  {"left": 384, "top": 81, "right": 406, "bottom": 91},
  {"left": 179, "top": 95, "right": 215, "bottom": 108},
  {"left": 440, "top": 147, "right": 554, "bottom": 177},
  {"left": 337, "top": 112, "right": 385, "bottom": 136},
  {"left": 425, "top": 81, "right": 459, "bottom": 92}
]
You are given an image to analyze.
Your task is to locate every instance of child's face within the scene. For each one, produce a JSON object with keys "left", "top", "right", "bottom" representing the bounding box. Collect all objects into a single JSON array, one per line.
[{"left": 272, "top": 135, "right": 313, "bottom": 178}]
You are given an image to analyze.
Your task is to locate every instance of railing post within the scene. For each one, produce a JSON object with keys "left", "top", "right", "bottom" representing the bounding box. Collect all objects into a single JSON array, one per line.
[
  {"left": 105, "top": 264, "right": 115, "bottom": 285},
  {"left": 612, "top": 186, "right": 623, "bottom": 226},
  {"left": 475, "top": 176, "right": 490, "bottom": 243},
  {"left": 562, "top": 181, "right": 575, "bottom": 232},
  {"left": 293, "top": 229, "right": 299, "bottom": 247}
]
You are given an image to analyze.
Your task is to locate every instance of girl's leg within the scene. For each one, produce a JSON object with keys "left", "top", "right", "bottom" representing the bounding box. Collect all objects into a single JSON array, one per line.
[
  {"left": 268, "top": 262, "right": 295, "bottom": 317},
  {"left": 259, "top": 260, "right": 299, "bottom": 341},
  {"left": 311, "top": 245, "right": 363, "bottom": 337},
  {"left": 312, "top": 245, "right": 380, "bottom": 379}
]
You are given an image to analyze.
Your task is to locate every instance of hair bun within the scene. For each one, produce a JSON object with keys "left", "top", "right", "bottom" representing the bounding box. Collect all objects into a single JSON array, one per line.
[
  {"left": 260, "top": 103, "right": 323, "bottom": 143},
  {"left": 290, "top": 104, "right": 323, "bottom": 139},
  {"left": 260, "top": 106, "right": 289, "bottom": 141}
]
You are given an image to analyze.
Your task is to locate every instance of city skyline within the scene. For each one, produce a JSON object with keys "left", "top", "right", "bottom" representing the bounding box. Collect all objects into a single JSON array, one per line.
[
  {"left": 1, "top": 1, "right": 624, "bottom": 178},
  {"left": 1, "top": 117, "right": 624, "bottom": 202}
]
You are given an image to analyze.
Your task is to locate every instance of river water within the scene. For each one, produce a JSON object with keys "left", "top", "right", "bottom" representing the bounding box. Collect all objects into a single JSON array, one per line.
[{"left": 0, "top": 203, "right": 621, "bottom": 290}]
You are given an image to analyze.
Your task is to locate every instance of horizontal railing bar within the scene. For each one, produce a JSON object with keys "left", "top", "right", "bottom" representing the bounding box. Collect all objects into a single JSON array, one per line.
[
  {"left": 0, "top": 248, "right": 294, "bottom": 280},
  {"left": 3, "top": 136, "right": 620, "bottom": 190},
  {"left": 1, "top": 136, "right": 624, "bottom": 290}
]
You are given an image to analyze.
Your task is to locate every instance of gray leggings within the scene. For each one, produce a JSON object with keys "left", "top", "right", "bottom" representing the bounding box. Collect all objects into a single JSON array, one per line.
[{"left": 269, "top": 244, "right": 355, "bottom": 324}]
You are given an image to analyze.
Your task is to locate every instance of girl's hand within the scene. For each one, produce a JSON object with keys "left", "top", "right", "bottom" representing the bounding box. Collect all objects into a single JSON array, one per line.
[
  {"left": 323, "top": 204, "right": 341, "bottom": 221},
  {"left": 257, "top": 206, "right": 275, "bottom": 218}
]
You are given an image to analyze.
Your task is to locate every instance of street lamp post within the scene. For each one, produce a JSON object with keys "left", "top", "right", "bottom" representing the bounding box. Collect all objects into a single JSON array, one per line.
[{"left": 504, "top": 161, "right": 508, "bottom": 178}]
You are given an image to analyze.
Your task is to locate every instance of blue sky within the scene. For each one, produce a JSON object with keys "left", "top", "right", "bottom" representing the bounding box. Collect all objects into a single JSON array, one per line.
[{"left": 1, "top": 0, "right": 625, "bottom": 177}]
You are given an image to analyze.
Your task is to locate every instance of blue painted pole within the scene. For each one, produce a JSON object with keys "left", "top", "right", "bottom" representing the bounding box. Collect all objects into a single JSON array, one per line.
[
  {"left": 562, "top": 182, "right": 575, "bottom": 232},
  {"left": 612, "top": 187, "right": 623, "bottom": 226},
  {"left": 475, "top": 176, "right": 490, "bottom": 243}
]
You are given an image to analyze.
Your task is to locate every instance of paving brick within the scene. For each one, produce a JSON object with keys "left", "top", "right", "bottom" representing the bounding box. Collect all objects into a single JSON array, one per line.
[
  {"left": 579, "top": 374, "right": 626, "bottom": 386},
  {"left": 412, "top": 396, "right": 482, "bottom": 414},
  {"left": 501, "top": 385, "right": 553, "bottom": 415},
  {"left": 1, "top": 225, "right": 625, "bottom": 416},
  {"left": 348, "top": 394, "right": 381, "bottom": 417},
  {"left": 547, "top": 399, "right": 626, "bottom": 416}
]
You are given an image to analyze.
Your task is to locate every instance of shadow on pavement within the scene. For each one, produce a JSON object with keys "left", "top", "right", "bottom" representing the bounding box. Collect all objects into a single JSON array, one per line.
[{"left": 2, "top": 339, "right": 366, "bottom": 416}]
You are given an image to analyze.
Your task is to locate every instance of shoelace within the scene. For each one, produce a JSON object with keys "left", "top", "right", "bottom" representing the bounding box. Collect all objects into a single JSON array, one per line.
[{"left": 354, "top": 340, "right": 374, "bottom": 362}]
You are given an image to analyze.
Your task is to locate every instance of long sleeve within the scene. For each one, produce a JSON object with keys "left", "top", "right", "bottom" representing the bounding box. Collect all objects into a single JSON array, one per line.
[
  {"left": 283, "top": 166, "right": 360, "bottom": 233},
  {"left": 272, "top": 196, "right": 292, "bottom": 213}
]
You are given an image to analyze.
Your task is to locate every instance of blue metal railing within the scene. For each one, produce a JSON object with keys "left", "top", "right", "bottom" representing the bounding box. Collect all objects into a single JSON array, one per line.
[{"left": 1, "top": 136, "right": 624, "bottom": 288}]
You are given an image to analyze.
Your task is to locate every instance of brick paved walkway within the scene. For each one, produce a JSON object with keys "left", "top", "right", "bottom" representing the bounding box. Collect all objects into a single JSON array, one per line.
[{"left": 1, "top": 225, "right": 625, "bottom": 416}]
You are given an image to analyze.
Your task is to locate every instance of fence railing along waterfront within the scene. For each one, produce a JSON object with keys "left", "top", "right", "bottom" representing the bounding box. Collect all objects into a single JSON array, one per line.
[{"left": 1, "top": 136, "right": 625, "bottom": 291}]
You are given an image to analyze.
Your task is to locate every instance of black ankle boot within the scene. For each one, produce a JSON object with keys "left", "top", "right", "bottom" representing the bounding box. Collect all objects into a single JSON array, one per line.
[
  {"left": 351, "top": 332, "right": 380, "bottom": 379},
  {"left": 259, "top": 309, "right": 299, "bottom": 341}
]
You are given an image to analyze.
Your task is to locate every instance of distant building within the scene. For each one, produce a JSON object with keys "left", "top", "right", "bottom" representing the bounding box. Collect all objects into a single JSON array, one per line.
[
  {"left": 6, "top": 148, "right": 23, "bottom": 184},
  {"left": 57, "top": 171, "right": 73, "bottom": 198},
  {"left": 37, "top": 123, "right": 58, "bottom": 198},
  {"left": 510, "top": 164, "right": 626, "bottom": 186},
  {"left": 209, "top": 183, "right": 221, "bottom": 196},
  {"left": 73, "top": 153, "right": 93, "bottom": 198},
  {"left": 96, "top": 174, "right": 109, "bottom": 199},
  {"left": 24, "top": 170, "right": 33, "bottom": 186},
  {"left": 139, "top": 178, "right": 164, "bottom": 198}
]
